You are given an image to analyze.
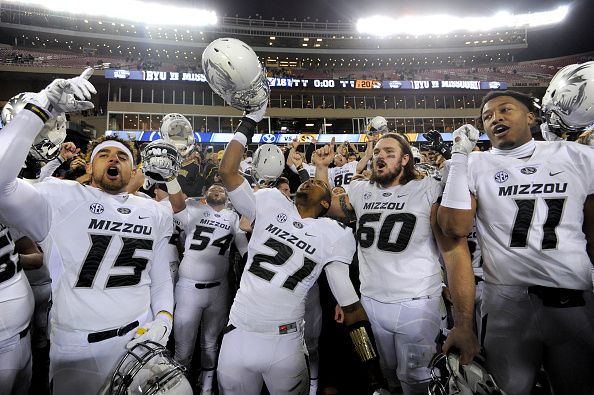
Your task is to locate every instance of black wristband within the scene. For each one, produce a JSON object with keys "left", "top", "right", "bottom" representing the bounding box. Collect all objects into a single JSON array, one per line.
[
  {"left": 235, "top": 116, "right": 257, "bottom": 141},
  {"left": 24, "top": 102, "right": 51, "bottom": 124}
]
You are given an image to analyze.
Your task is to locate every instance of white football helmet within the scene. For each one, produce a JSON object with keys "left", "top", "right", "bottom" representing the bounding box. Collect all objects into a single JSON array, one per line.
[
  {"left": 252, "top": 143, "right": 285, "bottom": 184},
  {"left": 160, "top": 113, "right": 195, "bottom": 155},
  {"left": 428, "top": 352, "right": 505, "bottom": 395},
  {"left": 105, "top": 341, "right": 192, "bottom": 395},
  {"left": 541, "top": 61, "right": 594, "bottom": 134},
  {"left": 202, "top": 38, "right": 270, "bottom": 111},
  {"left": 367, "top": 116, "right": 389, "bottom": 134},
  {"left": 1, "top": 92, "right": 66, "bottom": 161},
  {"left": 141, "top": 139, "right": 182, "bottom": 187}
]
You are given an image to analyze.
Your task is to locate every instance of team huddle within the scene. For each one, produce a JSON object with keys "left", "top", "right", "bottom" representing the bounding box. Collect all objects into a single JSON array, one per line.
[{"left": 0, "top": 37, "right": 592, "bottom": 395}]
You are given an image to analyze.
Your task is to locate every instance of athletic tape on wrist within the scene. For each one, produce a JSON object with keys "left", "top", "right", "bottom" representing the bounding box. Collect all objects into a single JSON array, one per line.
[
  {"left": 232, "top": 132, "right": 248, "bottom": 147},
  {"left": 441, "top": 154, "right": 471, "bottom": 209},
  {"left": 165, "top": 178, "right": 181, "bottom": 195}
]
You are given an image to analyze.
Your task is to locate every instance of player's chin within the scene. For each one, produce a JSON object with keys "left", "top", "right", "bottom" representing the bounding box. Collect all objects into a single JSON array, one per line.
[{"left": 98, "top": 177, "right": 127, "bottom": 192}]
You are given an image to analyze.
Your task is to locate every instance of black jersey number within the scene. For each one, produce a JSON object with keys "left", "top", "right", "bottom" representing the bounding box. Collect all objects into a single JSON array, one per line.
[
  {"left": 334, "top": 172, "right": 353, "bottom": 187},
  {"left": 510, "top": 198, "right": 566, "bottom": 250},
  {"left": 356, "top": 213, "right": 417, "bottom": 252},
  {"left": 248, "top": 238, "right": 318, "bottom": 291},
  {"left": 76, "top": 234, "right": 153, "bottom": 288},
  {"left": 190, "top": 225, "right": 233, "bottom": 256},
  {"left": 0, "top": 229, "right": 19, "bottom": 284}
]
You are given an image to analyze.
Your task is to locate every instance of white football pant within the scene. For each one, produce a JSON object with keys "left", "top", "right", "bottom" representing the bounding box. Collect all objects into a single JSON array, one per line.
[{"left": 362, "top": 295, "right": 441, "bottom": 395}]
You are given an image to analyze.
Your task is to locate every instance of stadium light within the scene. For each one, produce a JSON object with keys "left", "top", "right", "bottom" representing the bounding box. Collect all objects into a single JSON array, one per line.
[
  {"left": 356, "top": 5, "right": 569, "bottom": 37},
  {"left": 6, "top": 0, "right": 217, "bottom": 27}
]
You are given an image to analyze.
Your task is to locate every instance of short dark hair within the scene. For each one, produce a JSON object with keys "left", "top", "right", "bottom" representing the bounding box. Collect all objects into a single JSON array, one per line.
[
  {"left": 274, "top": 176, "right": 290, "bottom": 188},
  {"left": 479, "top": 90, "right": 536, "bottom": 117}
]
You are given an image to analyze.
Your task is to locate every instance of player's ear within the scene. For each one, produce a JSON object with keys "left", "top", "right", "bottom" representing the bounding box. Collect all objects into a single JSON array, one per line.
[
  {"left": 320, "top": 199, "right": 330, "bottom": 210},
  {"left": 86, "top": 162, "right": 92, "bottom": 175},
  {"left": 401, "top": 153, "right": 410, "bottom": 167}
]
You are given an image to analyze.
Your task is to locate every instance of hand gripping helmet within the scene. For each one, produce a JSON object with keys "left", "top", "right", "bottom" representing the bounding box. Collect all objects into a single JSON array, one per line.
[
  {"left": 140, "top": 139, "right": 182, "bottom": 186},
  {"left": 202, "top": 38, "right": 270, "bottom": 112},
  {"left": 541, "top": 61, "right": 594, "bottom": 135},
  {"left": 1, "top": 92, "right": 66, "bottom": 161},
  {"left": 428, "top": 352, "right": 505, "bottom": 395},
  {"left": 252, "top": 143, "right": 285, "bottom": 184},
  {"left": 160, "top": 113, "right": 195, "bottom": 155},
  {"left": 366, "top": 116, "right": 389, "bottom": 134},
  {"left": 105, "top": 341, "right": 192, "bottom": 395}
]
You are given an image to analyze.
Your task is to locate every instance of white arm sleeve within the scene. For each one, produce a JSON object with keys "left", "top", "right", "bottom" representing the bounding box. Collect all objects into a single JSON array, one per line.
[
  {"left": 149, "top": 212, "right": 174, "bottom": 316},
  {"left": 324, "top": 261, "right": 359, "bottom": 307},
  {"left": 38, "top": 157, "right": 62, "bottom": 182},
  {"left": 288, "top": 164, "right": 299, "bottom": 174},
  {"left": 227, "top": 179, "right": 257, "bottom": 224},
  {"left": 0, "top": 107, "right": 52, "bottom": 242},
  {"left": 234, "top": 231, "right": 249, "bottom": 256}
]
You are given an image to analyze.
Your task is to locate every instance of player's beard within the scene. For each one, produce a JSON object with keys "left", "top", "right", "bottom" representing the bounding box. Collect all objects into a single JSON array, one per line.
[
  {"left": 92, "top": 172, "right": 128, "bottom": 193},
  {"left": 206, "top": 195, "right": 226, "bottom": 206},
  {"left": 370, "top": 164, "right": 402, "bottom": 187}
]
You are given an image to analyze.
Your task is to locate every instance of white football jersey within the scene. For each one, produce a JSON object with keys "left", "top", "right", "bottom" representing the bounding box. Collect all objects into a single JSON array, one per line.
[
  {"left": 302, "top": 163, "right": 316, "bottom": 178},
  {"left": 329, "top": 161, "right": 358, "bottom": 193},
  {"left": 229, "top": 188, "right": 356, "bottom": 331},
  {"left": 175, "top": 200, "right": 245, "bottom": 283},
  {"left": 468, "top": 141, "right": 594, "bottom": 289},
  {"left": 0, "top": 223, "right": 34, "bottom": 340},
  {"left": 348, "top": 177, "right": 444, "bottom": 302},
  {"left": 34, "top": 178, "right": 173, "bottom": 332}
]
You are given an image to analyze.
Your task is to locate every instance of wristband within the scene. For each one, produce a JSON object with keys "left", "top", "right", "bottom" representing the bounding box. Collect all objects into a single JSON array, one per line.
[
  {"left": 157, "top": 310, "right": 173, "bottom": 322},
  {"left": 232, "top": 132, "right": 248, "bottom": 147},
  {"left": 165, "top": 178, "right": 182, "bottom": 195},
  {"left": 235, "top": 116, "right": 257, "bottom": 142}
]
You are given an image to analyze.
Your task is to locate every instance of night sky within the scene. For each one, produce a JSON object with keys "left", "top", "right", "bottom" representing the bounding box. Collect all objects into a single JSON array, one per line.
[{"left": 184, "top": 0, "right": 594, "bottom": 60}]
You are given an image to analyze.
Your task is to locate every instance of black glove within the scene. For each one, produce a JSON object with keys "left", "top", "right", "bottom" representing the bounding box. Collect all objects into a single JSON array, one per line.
[{"left": 423, "top": 130, "right": 451, "bottom": 160}]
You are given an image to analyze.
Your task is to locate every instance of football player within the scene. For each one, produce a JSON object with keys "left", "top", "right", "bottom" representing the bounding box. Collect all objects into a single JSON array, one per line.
[
  {"left": 0, "top": 70, "right": 175, "bottom": 395},
  {"left": 316, "top": 133, "right": 479, "bottom": 395},
  {"left": 0, "top": 224, "right": 43, "bottom": 395},
  {"left": 216, "top": 102, "right": 388, "bottom": 394},
  {"left": 438, "top": 90, "right": 594, "bottom": 395},
  {"left": 167, "top": 184, "right": 248, "bottom": 395}
]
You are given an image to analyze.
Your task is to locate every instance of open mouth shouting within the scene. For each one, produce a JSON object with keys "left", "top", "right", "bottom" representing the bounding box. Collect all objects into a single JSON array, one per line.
[
  {"left": 492, "top": 124, "right": 510, "bottom": 137},
  {"left": 106, "top": 165, "right": 121, "bottom": 180},
  {"left": 375, "top": 159, "right": 387, "bottom": 171}
]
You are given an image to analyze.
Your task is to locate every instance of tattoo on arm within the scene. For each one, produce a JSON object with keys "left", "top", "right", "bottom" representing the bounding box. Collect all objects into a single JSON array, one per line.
[{"left": 339, "top": 194, "right": 357, "bottom": 224}]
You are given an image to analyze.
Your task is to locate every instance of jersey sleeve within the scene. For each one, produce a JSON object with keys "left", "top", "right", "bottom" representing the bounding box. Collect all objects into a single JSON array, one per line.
[
  {"left": 325, "top": 221, "right": 356, "bottom": 265},
  {"left": 572, "top": 143, "right": 594, "bottom": 195},
  {"left": 172, "top": 199, "right": 195, "bottom": 231},
  {"left": 425, "top": 177, "right": 444, "bottom": 205},
  {"left": 346, "top": 179, "right": 366, "bottom": 212},
  {"left": 227, "top": 179, "right": 257, "bottom": 223},
  {"left": 149, "top": 202, "right": 174, "bottom": 316}
]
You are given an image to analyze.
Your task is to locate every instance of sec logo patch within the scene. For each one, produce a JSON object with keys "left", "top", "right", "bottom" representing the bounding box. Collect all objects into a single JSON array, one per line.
[{"left": 494, "top": 171, "right": 509, "bottom": 183}]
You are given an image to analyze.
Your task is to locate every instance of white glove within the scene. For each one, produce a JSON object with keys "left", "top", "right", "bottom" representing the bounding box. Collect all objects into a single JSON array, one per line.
[
  {"left": 372, "top": 389, "right": 390, "bottom": 395},
  {"left": 540, "top": 122, "right": 563, "bottom": 141},
  {"left": 452, "top": 124, "right": 480, "bottom": 155},
  {"left": 245, "top": 99, "right": 268, "bottom": 123},
  {"left": 34, "top": 68, "right": 96, "bottom": 115},
  {"left": 126, "top": 313, "right": 172, "bottom": 349}
]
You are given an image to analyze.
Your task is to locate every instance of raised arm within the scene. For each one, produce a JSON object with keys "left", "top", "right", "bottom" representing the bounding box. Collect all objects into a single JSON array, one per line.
[
  {"left": 437, "top": 125, "right": 480, "bottom": 238},
  {"left": 0, "top": 71, "right": 95, "bottom": 241},
  {"left": 220, "top": 103, "right": 267, "bottom": 221},
  {"left": 356, "top": 134, "right": 376, "bottom": 174}
]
